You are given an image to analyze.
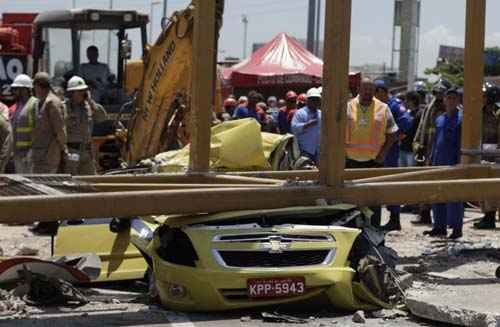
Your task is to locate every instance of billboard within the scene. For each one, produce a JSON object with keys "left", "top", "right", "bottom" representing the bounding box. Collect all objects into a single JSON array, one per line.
[{"left": 438, "top": 45, "right": 465, "bottom": 63}]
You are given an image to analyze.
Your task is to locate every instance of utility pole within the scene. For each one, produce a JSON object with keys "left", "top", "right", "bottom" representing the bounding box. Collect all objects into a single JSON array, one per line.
[
  {"left": 399, "top": 0, "right": 419, "bottom": 89},
  {"left": 306, "top": 0, "right": 316, "bottom": 53},
  {"left": 314, "top": 0, "right": 321, "bottom": 56},
  {"left": 150, "top": 0, "right": 162, "bottom": 41},
  {"left": 163, "top": 0, "right": 168, "bottom": 18},
  {"left": 242, "top": 15, "right": 248, "bottom": 58},
  {"left": 106, "top": 0, "right": 113, "bottom": 65},
  {"left": 162, "top": 0, "right": 168, "bottom": 29},
  {"left": 406, "top": 0, "right": 419, "bottom": 90}
]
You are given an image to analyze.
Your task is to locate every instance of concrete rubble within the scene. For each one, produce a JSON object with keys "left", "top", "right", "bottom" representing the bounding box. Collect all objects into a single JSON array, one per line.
[
  {"left": 352, "top": 310, "right": 366, "bottom": 324},
  {"left": 406, "top": 283, "right": 500, "bottom": 327}
]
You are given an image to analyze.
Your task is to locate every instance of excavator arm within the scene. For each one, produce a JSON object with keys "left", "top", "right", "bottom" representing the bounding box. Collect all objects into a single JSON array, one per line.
[{"left": 123, "top": 1, "right": 224, "bottom": 165}]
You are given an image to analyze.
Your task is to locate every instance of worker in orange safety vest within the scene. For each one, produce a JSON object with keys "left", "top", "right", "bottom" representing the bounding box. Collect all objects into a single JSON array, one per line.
[{"left": 346, "top": 78, "right": 399, "bottom": 228}]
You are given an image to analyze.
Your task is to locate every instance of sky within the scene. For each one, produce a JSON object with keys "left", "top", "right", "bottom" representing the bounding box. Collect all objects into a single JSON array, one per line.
[{"left": 2, "top": 0, "right": 500, "bottom": 76}]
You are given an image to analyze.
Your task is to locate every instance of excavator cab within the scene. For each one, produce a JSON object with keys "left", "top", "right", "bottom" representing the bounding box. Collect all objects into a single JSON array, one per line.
[{"left": 32, "top": 9, "right": 149, "bottom": 170}]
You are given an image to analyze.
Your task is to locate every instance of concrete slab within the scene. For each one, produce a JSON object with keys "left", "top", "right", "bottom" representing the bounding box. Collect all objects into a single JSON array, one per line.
[{"left": 406, "top": 283, "right": 500, "bottom": 327}]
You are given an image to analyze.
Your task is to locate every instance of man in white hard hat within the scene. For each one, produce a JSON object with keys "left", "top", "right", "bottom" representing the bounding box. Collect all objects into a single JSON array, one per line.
[
  {"left": 64, "top": 76, "right": 107, "bottom": 175},
  {"left": 291, "top": 87, "right": 322, "bottom": 164},
  {"left": 10, "top": 74, "right": 38, "bottom": 173}
]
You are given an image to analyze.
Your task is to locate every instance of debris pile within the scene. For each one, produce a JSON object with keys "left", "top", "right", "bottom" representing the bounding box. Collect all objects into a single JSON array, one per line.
[
  {"left": 0, "top": 288, "right": 26, "bottom": 316},
  {"left": 13, "top": 266, "right": 88, "bottom": 306}
]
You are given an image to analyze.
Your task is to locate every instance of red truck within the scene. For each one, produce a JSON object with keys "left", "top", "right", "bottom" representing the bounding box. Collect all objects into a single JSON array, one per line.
[{"left": 0, "top": 13, "right": 37, "bottom": 105}]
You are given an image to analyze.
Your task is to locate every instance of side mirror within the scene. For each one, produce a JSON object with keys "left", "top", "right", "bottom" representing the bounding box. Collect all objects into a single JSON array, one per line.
[{"left": 121, "top": 39, "right": 132, "bottom": 60}]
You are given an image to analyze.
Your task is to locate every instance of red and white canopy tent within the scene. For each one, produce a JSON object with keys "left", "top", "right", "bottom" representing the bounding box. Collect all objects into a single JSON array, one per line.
[{"left": 222, "top": 33, "right": 361, "bottom": 96}]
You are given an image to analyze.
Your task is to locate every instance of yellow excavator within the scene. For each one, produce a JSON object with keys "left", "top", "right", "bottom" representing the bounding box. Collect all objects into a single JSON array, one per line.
[{"left": 122, "top": 1, "right": 225, "bottom": 166}]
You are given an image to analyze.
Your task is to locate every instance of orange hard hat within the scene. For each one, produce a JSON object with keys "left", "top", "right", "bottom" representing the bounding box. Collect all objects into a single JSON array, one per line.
[
  {"left": 286, "top": 91, "right": 298, "bottom": 99},
  {"left": 297, "top": 93, "right": 307, "bottom": 103}
]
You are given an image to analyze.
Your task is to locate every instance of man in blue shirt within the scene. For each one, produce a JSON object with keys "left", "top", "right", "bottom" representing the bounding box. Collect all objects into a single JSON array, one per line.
[
  {"left": 233, "top": 91, "right": 262, "bottom": 123},
  {"left": 291, "top": 88, "right": 322, "bottom": 164},
  {"left": 374, "top": 80, "right": 413, "bottom": 231},
  {"left": 424, "top": 88, "right": 464, "bottom": 239}
]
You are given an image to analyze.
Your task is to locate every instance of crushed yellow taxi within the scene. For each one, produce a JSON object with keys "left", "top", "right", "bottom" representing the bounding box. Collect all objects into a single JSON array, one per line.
[{"left": 131, "top": 205, "right": 399, "bottom": 312}]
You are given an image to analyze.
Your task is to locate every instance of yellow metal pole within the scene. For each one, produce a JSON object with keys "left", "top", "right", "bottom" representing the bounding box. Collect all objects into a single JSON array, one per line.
[
  {"left": 188, "top": 0, "right": 217, "bottom": 172},
  {"left": 462, "top": 0, "right": 486, "bottom": 164},
  {"left": 319, "top": 0, "right": 352, "bottom": 186},
  {"left": 352, "top": 166, "right": 474, "bottom": 184},
  {"left": 4, "top": 179, "right": 500, "bottom": 222}
]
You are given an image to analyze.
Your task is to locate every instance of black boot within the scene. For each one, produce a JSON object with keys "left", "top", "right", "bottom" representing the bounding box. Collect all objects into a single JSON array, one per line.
[
  {"left": 473, "top": 212, "right": 496, "bottom": 230},
  {"left": 382, "top": 213, "right": 401, "bottom": 231},
  {"left": 423, "top": 228, "right": 447, "bottom": 237},
  {"left": 448, "top": 228, "right": 463, "bottom": 240},
  {"left": 412, "top": 209, "right": 432, "bottom": 225}
]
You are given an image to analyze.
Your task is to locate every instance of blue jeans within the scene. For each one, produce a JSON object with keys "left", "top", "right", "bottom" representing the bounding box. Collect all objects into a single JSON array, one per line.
[{"left": 399, "top": 150, "right": 416, "bottom": 167}]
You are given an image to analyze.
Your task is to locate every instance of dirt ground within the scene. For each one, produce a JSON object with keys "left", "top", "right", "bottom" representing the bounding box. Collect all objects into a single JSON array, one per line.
[{"left": 0, "top": 208, "right": 498, "bottom": 326}]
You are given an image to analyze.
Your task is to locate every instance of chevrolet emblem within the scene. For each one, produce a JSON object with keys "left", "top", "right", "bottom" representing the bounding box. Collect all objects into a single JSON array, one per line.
[{"left": 265, "top": 236, "right": 290, "bottom": 254}]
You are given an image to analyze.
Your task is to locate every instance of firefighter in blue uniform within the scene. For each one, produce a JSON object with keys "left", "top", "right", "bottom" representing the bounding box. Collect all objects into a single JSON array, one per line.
[
  {"left": 424, "top": 87, "right": 464, "bottom": 239},
  {"left": 374, "top": 80, "right": 413, "bottom": 231}
]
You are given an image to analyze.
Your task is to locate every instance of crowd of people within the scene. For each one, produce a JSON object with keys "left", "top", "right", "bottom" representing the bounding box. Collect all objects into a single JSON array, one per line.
[{"left": 221, "top": 77, "right": 500, "bottom": 240}]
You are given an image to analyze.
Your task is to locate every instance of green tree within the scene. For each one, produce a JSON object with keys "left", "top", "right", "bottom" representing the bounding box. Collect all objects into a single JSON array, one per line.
[
  {"left": 424, "top": 61, "right": 464, "bottom": 87},
  {"left": 425, "top": 46, "right": 500, "bottom": 87}
]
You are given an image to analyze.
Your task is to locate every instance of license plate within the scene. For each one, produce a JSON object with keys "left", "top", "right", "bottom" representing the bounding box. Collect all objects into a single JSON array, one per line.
[{"left": 247, "top": 277, "right": 305, "bottom": 298}]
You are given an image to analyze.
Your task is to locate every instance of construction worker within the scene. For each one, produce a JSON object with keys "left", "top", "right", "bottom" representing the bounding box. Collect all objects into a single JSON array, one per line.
[
  {"left": 346, "top": 78, "right": 399, "bottom": 228},
  {"left": 291, "top": 88, "right": 322, "bottom": 164},
  {"left": 425, "top": 88, "right": 464, "bottom": 239},
  {"left": 411, "top": 80, "right": 449, "bottom": 225},
  {"left": 278, "top": 91, "right": 298, "bottom": 134},
  {"left": 474, "top": 84, "right": 500, "bottom": 229},
  {"left": 0, "top": 114, "right": 12, "bottom": 172},
  {"left": 64, "top": 76, "right": 107, "bottom": 175},
  {"left": 31, "top": 72, "right": 68, "bottom": 174},
  {"left": 374, "top": 80, "right": 413, "bottom": 231},
  {"left": 10, "top": 74, "right": 38, "bottom": 174}
]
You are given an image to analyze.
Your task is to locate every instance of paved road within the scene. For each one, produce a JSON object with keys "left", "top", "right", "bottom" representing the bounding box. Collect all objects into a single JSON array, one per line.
[{"left": 2, "top": 306, "right": 440, "bottom": 326}]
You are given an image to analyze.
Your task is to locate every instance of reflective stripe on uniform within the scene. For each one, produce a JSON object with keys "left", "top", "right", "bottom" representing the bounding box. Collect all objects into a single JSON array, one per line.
[{"left": 15, "top": 97, "right": 37, "bottom": 150}]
